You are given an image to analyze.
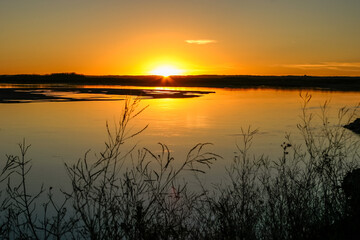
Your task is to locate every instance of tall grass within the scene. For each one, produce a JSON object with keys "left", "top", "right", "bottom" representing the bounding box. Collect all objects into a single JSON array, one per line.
[{"left": 0, "top": 96, "right": 359, "bottom": 239}]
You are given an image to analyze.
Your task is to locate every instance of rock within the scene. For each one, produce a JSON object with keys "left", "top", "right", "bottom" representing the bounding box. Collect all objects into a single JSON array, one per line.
[{"left": 344, "top": 118, "right": 360, "bottom": 134}]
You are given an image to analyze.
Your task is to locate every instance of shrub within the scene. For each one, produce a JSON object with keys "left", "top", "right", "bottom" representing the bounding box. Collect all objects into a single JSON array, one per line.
[{"left": 0, "top": 96, "right": 359, "bottom": 239}]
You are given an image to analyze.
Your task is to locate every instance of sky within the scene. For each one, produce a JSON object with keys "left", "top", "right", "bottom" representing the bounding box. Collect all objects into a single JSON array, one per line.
[{"left": 1, "top": 0, "right": 360, "bottom": 76}]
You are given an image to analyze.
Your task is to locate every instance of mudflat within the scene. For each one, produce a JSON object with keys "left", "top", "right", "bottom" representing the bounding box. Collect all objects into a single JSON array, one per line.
[
  {"left": 0, "top": 87, "right": 214, "bottom": 103},
  {"left": 1, "top": 73, "right": 359, "bottom": 103}
]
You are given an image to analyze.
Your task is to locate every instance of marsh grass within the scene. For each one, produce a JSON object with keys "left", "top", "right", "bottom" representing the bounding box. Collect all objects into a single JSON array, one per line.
[{"left": 0, "top": 96, "right": 359, "bottom": 239}]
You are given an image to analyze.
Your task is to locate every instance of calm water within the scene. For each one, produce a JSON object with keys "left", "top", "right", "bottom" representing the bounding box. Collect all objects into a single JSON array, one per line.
[{"left": 0, "top": 87, "right": 359, "bottom": 189}]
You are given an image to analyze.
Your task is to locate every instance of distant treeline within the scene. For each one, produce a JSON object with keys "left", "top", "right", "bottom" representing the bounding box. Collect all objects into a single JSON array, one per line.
[{"left": 1, "top": 73, "right": 360, "bottom": 91}]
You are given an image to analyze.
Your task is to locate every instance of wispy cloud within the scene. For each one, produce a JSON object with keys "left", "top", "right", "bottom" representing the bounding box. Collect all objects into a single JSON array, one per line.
[
  {"left": 185, "top": 39, "right": 217, "bottom": 45},
  {"left": 284, "top": 62, "right": 360, "bottom": 72}
]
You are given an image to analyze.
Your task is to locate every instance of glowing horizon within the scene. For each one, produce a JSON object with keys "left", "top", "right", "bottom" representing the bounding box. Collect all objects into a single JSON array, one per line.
[
  {"left": 149, "top": 66, "right": 184, "bottom": 77},
  {"left": 1, "top": 1, "right": 360, "bottom": 76}
]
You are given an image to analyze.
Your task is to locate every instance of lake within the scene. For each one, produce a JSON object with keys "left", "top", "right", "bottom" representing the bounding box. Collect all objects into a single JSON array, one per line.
[{"left": 0, "top": 86, "right": 359, "bottom": 191}]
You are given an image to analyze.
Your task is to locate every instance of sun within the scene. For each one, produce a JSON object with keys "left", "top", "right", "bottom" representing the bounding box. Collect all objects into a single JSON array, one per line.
[{"left": 149, "top": 65, "right": 184, "bottom": 77}]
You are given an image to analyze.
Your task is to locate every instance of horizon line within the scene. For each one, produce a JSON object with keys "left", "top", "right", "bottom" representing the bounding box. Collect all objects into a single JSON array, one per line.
[{"left": 1, "top": 73, "right": 360, "bottom": 78}]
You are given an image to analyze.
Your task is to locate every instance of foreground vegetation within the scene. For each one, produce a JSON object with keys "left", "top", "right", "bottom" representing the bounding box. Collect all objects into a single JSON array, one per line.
[{"left": 1, "top": 96, "right": 359, "bottom": 239}]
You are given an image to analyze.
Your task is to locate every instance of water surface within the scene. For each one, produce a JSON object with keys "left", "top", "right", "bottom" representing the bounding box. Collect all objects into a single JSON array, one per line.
[{"left": 0, "top": 86, "right": 359, "bottom": 189}]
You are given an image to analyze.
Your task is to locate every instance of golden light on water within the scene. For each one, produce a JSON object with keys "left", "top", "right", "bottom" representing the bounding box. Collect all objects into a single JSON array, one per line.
[{"left": 149, "top": 65, "right": 184, "bottom": 77}]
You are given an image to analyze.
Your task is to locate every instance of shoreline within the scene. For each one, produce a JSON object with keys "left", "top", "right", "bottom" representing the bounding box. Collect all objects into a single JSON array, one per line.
[
  {"left": 1, "top": 74, "right": 360, "bottom": 103},
  {"left": 0, "top": 87, "right": 214, "bottom": 103},
  {"left": 1, "top": 73, "right": 360, "bottom": 91}
]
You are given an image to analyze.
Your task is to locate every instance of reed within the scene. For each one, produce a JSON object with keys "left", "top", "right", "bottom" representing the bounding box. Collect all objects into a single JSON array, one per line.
[{"left": 0, "top": 96, "right": 359, "bottom": 239}]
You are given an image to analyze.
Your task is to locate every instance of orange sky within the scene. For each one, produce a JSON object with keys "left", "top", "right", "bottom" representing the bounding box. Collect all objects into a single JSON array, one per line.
[{"left": 1, "top": 0, "right": 360, "bottom": 76}]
